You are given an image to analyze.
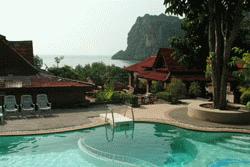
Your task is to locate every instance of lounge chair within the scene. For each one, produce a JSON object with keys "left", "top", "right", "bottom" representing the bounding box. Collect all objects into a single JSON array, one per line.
[
  {"left": 20, "top": 95, "right": 35, "bottom": 113},
  {"left": 3, "top": 95, "right": 19, "bottom": 113},
  {"left": 36, "top": 94, "right": 52, "bottom": 113}
]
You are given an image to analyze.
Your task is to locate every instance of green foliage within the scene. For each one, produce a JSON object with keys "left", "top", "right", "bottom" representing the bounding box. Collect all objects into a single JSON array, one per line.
[
  {"left": 156, "top": 79, "right": 187, "bottom": 104},
  {"left": 54, "top": 56, "right": 64, "bottom": 68},
  {"left": 167, "top": 79, "right": 186, "bottom": 101},
  {"left": 188, "top": 82, "right": 201, "bottom": 98},
  {"left": 33, "top": 55, "right": 43, "bottom": 69},
  {"left": 165, "top": 2, "right": 249, "bottom": 71},
  {"left": 96, "top": 84, "right": 134, "bottom": 104},
  {"left": 246, "top": 102, "right": 250, "bottom": 110},
  {"left": 106, "top": 65, "right": 129, "bottom": 85},
  {"left": 88, "top": 62, "right": 108, "bottom": 86},
  {"left": 47, "top": 62, "right": 128, "bottom": 86},
  {"left": 111, "top": 92, "right": 125, "bottom": 103},
  {"left": 170, "top": 17, "right": 208, "bottom": 70},
  {"left": 240, "top": 90, "right": 250, "bottom": 105},
  {"left": 138, "top": 79, "right": 147, "bottom": 90},
  {"left": 96, "top": 85, "right": 114, "bottom": 103},
  {"left": 156, "top": 92, "right": 172, "bottom": 102},
  {"left": 129, "top": 95, "right": 140, "bottom": 107},
  {"left": 205, "top": 53, "right": 214, "bottom": 78},
  {"left": 150, "top": 81, "right": 163, "bottom": 93},
  {"left": 231, "top": 48, "right": 250, "bottom": 92},
  {"left": 47, "top": 65, "right": 80, "bottom": 79},
  {"left": 112, "top": 14, "right": 183, "bottom": 60}
]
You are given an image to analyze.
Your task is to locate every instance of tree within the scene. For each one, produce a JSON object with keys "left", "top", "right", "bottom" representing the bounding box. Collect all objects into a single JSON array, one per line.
[
  {"left": 170, "top": 14, "right": 209, "bottom": 70},
  {"left": 164, "top": 0, "right": 250, "bottom": 109},
  {"left": 54, "top": 56, "right": 64, "bottom": 68},
  {"left": 47, "top": 65, "right": 80, "bottom": 80},
  {"left": 33, "top": 55, "right": 43, "bottom": 69}
]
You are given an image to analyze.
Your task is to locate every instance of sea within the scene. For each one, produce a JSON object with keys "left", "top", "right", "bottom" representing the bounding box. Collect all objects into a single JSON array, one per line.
[{"left": 40, "top": 55, "right": 138, "bottom": 68}]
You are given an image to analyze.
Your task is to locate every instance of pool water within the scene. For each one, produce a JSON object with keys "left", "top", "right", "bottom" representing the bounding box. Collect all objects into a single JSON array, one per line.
[{"left": 0, "top": 123, "right": 250, "bottom": 167}]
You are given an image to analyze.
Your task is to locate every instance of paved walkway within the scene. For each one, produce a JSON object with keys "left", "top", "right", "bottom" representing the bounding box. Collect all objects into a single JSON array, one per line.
[{"left": 1, "top": 100, "right": 250, "bottom": 136}]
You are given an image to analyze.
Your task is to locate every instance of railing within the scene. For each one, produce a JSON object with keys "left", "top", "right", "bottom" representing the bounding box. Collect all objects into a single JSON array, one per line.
[
  {"left": 123, "top": 103, "right": 135, "bottom": 122},
  {"left": 105, "top": 104, "right": 135, "bottom": 125},
  {"left": 105, "top": 106, "right": 115, "bottom": 125}
]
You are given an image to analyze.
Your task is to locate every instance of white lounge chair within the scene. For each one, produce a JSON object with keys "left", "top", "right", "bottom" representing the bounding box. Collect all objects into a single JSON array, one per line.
[
  {"left": 36, "top": 94, "right": 51, "bottom": 113},
  {"left": 3, "top": 95, "right": 19, "bottom": 113},
  {"left": 20, "top": 95, "right": 35, "bottom": 113}
]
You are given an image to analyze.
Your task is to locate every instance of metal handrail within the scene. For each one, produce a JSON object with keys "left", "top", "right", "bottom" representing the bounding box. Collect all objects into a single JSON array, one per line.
[
  {"left": 105, "top": 105, "right": 115, "bottom": 126},
  {"left": 124, "top": 105, "right": 135, "bottom": 122}
]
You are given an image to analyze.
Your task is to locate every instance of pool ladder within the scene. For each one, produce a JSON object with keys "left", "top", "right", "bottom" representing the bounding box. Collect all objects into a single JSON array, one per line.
[{"left": 104, "top": 104, "right": 135, "bottom": 126}]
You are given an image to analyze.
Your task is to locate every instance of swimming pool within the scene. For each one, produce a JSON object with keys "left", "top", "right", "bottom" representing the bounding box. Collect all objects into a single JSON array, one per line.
[{"left": 0, "top": 123, "right": 250, "bottom": 167}]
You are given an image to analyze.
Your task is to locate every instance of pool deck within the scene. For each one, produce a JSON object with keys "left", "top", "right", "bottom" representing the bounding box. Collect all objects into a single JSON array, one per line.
[{"left": 1, "top": 99, "right": 250, "bottom": 136}]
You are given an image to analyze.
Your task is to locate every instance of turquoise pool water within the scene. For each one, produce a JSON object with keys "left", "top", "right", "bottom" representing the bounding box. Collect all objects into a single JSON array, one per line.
[{"left": 0, "top": 123, "right": 250, "bottom": 167}]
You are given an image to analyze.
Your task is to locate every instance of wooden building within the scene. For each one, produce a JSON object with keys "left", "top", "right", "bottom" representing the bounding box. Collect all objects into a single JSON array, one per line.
[
  {"left": 125, "top": 48, "right": 207, "bottom": 93},
  {"left": 0, "top": 34, "right": 93, "bottom": 108}
]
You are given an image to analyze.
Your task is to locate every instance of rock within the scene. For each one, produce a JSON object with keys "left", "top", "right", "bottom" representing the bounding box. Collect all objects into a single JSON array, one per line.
[{"left": 112, "top": 14, "right": 183, "bottom": 60}]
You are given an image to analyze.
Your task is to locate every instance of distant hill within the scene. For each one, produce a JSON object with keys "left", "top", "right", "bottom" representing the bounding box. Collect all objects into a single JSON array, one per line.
[{"left": 112, "top": 14, "right": 183, "bottom": 60}]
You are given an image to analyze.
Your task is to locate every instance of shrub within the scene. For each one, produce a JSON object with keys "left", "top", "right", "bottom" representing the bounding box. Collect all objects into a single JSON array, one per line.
[
  {"left": 240, "top": 90, "right": 250, "bottom": 105},
  {"left": 150, "top": 81, "right": 163, "bottom": 93},
  {"left": 96, "top": 84, "right": 114, "bottom": 103},
  {"left": 188, "top": 82, "right": 201, "bottom": 98},
  {"left": 111, "top": 92, "right": 128, "bottom": 103},
  {"left": 246, "top": 102, "right": 250, "bottom": 110},
  {"left": 129, "top": 95, "right": 140, "bottom": 107},
  {"left": 167, "top": 79, "right": 187, "bottom": 101},
  {"left": 156, "top": 92, "right": 172, "bottom": 102},
  {"left": 96, "top": 91, "right": 107, "bottom": 103},
  {"left": 96, "top": 89, "right": 135, "bottom": 105}
]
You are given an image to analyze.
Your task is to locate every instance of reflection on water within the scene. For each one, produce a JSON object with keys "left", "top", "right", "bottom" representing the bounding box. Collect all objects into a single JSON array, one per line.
[
  {"left": 1, "top": 123, "right": 250, "bottom": 167},
  {"left": 105, "top": 124, "right": 135, "bottom": 142}
]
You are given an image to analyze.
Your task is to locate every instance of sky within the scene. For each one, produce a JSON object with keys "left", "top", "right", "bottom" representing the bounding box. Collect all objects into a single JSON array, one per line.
[{"left": 0, "top": 0, "right": 165, "bottom": 56}]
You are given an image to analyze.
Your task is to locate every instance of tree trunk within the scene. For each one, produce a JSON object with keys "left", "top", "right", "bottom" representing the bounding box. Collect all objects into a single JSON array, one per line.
[
  {"left": 208, "top": 0, "right": 244, "bottom": 109},
  {"left": 208, "top": 0, "right": 219, "bottom": 108}
]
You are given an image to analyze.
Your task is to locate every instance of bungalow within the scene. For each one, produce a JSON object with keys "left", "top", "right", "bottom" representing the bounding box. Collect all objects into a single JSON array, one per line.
[
  {"left": 125, "top": 48, "right": 207, "bottom": 94},
  {"left": 0, "top": 34, "right": 94, "bottom": 108}
]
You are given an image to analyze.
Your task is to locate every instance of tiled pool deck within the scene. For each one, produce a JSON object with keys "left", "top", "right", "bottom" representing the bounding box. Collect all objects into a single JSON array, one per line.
[{"left": 0, "top": 100, "right": 250, "bottom": 136}]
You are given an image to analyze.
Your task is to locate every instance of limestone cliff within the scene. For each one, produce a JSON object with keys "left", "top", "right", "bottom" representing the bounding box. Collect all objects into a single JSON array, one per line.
[{"left": 112, "top": 14, "right": 182, "bottom": 60}]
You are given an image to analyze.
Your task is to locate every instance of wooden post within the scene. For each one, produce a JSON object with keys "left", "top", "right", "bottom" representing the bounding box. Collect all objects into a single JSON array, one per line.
[
  {"left": 128, "top": 72, "right": 134, "bottom": 87},
  {"left": 146, "top": 80, "right": 152, "bottom": 93}
]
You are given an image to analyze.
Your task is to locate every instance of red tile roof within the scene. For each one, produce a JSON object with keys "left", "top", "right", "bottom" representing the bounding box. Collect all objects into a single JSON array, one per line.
[
  {"left": 125, "top": 48, "right": 206, "bottom": 81},
  {"left": 29, "top": 75, "right": 93, "bottom": 88},
  {"left": 125, "top": 56, "right": 156, "bottom": 72}
]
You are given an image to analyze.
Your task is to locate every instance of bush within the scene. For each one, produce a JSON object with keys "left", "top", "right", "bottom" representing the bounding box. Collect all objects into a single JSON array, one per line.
[
  {"left": 150, "top": 81, "right": 163, "bottom": 93},
  {"left": 96, "top": 89, "right": 136, "bottom": 105},
  {"left": 240, "top": 90, "right": 250, "bottom": 105},
  {"left": 96, "top": 85, "right": 114, "bottom": 103},
  {"left": 246, "top": 102, "right": 250, "bottom": 110},
  {"left": 96, "top": 91, "right": 108, "bottom": 103},
  {"left": 188, "top": 82, "right": 201, "bottom": 98},
  {"left": 111, "top": 92, "right": 127, "bottom": 103},
  {"left": 129, "top": 95, "right": 140, "bottom": 107},
  {"left": 156, "top": 92, "right": 172, "bottom": 102},
  {"left": 167, "top": 79, "right": 186, "bottom": 101}
]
